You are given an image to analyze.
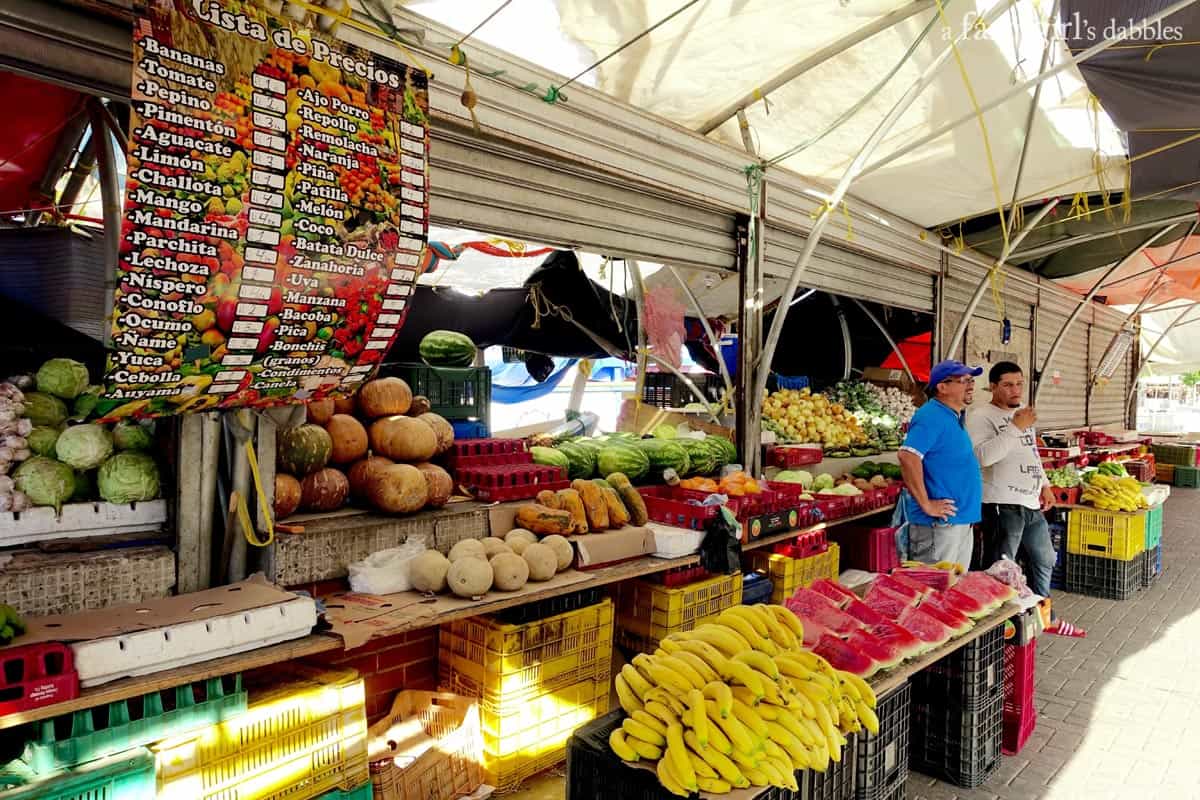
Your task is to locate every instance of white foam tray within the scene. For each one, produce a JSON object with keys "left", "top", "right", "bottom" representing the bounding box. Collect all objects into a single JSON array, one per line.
[
  {"left": 649, "top": 524, "right": 705, "bottom": 558},
  {"left": 0, "top": 499, "right": 167, "bottom": 545},
  {"left": 70, "top": 596, "right": 318, "bottom": 687}
]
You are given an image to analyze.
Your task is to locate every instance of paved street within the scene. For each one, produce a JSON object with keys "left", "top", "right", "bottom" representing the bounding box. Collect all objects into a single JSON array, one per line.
[{"left": 910, "top": 488, "right": 1200, "bottom": 800}]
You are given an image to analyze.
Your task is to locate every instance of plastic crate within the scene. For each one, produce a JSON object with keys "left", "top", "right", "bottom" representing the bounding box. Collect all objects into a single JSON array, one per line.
[
  {"left": 657, "top": 564, "right": 709, "bottom": 588},
  {"left": 366, "top": 691, "right": 483, "bottom": 800},
  {"left": 787, "top": 529, "right": 829, "bottom": 558},
  {"left": 909, "top": 694, "right": 1003, "bottom": 789},
  {"left": 1123, "top": 459, "right": 1154, "bottom": 482},
  {"left": 450, "top": 420, "right": 489, "bottom": 439},
  {"left": 1048, "top": 522, "right": 1066, "bottom": 590},
  {"left": 769, "top": 445, "right": 824, "bottom": 468},
  {"left": 746, "top": 543, "right": 840, "bottom": 604},
  {"left": 0, "top": 643, "right": 78, "bottom": 717},
  {"left": 445, "top": 438, "right": 530, "bottom": 469},
  {"left": 854, "top": 683, "right": 910, "bottom": 800},
  {"left": 805, "top": 732, "right": 856, "bottom": 800},
  {"left": 1065, "top": 552, "right": 1141, "bottom": 600},
  {"left": 1002, "top": 640, "right": 1037, "bottom": 756},
  {"left": 0, "top": 747, "right": 155, "bottom": 800},
  {"left": 1174, "top": 464, "right": 1200, "bottom": 488},
  {"left": 742, "top": 571, "right": 774, "bottom": 604},
  {"left": 911, "top": 626, "right": 1004, "bottom": 714},
  {"left": 1156, "top": 463, "right": 1175, "bottom": 484},
  {"left": 455, "top": 464, "right": 568, "bottom": 502},
  {"left": 1151, "top": 442, "right": 1196, "bottom": 466},
  {"left": 494, "top": 587, "right": 608, "bottom": 625},
  {"left": 638, "top": 486, "right": 718, "bottom": 530},
  {"left": 1140, "top": 545, "right": 1162, "bottom": 588},
  {"left": 153, "top": 665, "right": 368, "bottom": 800},
  {"left": 1066, "top": 507, "right": 1146, "bottom": 561},
  {"left": 379, "top": 363, "right": 490, "bottom": 424},
  {"left": 613, "top": 573, "right": 743, "bottom": 651},
  {"left": 1049, "top": 486, "right": 1080, "bottom": 506},
  {"left": 437, "top": 599, "right": 614, "bottom": 704},
  {"left": 24, "top": 674, "right": 245, "bottom": 775},
  {"left": 1144, "top": 503, "right": 1163, "bottom": 550},
  {"left": 640, "top": 372, "right": 724, "bottom": 408},
  {"left": 828, "top": 526, "right": 898, "bottom": 574},
  {"left": 1077, "top": 430, "right": 1116, "bottom": 446},
  {"left": 318, "top": 784, "right": 372, "bottom": 800}
]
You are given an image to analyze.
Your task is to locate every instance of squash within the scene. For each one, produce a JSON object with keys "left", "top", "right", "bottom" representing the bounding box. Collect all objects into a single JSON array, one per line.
[
  {"left": 413, "top": 462, "right": 453, "bottom": 508},
  {"left": 358, "top": 377, "right": 413, "bottom": 418},
  {"left": 481, "top": 538, "right": 512, "bottom": 558},
  {"left": 600, "top": 486, "right": 630, "bottom": 528},
  {"left": 347, "top": 455, "right": 394, "bottom": 502},
  {"left": 306, "top": 398, "right": 335, "bottom": 426},
  {"left": 571, "top": 479, "right": 608, "bottom": 531},
  {"left": 333, "top": 395, "right": 357, "bottom": 415},
  {"left": 409, "top": 550, "right": 450, "bottom": 593},
  {"left": 417, "top": 412, "right": 454, "bottom": 454},
  {"left": 504, "top": 528, "right": 538, "bottom": 554},
  {"left": 514, "top": 504, "right": 572, "bottom": 536},
  {"left": 273, "top": 473, "right": 302, "bottom": 519},
  {"left": 490, "top": 552, "right": 529, "bottom": 591},
  {"left": 364, "top": 463, "right": 428, "bottom": 513},
  {"left": 448, "top": 538, "right": 487, "bottom": 563},
  {"left": 535, "top": 490, "right": 560, "bottom": 509},
  {"left": 277, "top": 424, "right": 332, "bottom": 476},
  {"left": 408, "top": 395, "right": 432, "bottom": 417},
  {"left": 556, "top": 489, "right": 588, "bottom": 534},
  {"left": 522, "top": 543, "right": 557, "bottom": 581},
  {"left": 617, "top": 483, "right": 648, "bottom": 526},
  {"left": 369, "top": 415, "right": 438, "bottom": 462},
  {"left": 326, "top": 414, "right": 368, "bottom": 464},
  {"left": 300, "top": 467, "right": 349, "bottom": 511}
]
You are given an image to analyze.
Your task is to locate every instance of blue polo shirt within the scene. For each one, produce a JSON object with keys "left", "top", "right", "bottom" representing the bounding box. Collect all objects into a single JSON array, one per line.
[{"left": 901, "top": 399, "right": 982, "bottom": 526}]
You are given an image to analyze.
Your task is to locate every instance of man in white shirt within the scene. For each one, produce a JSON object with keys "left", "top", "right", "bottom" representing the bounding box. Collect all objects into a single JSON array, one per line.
[{"left": 966, "top": 361, "right": 1084, "bottom": 637}]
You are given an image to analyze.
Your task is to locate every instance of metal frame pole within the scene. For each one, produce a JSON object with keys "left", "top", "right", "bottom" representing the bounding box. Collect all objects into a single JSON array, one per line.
[
  {"left": 851, "top": 298, "right": 916, "bottom": 386},
  {"left": 1031, "top": 225, "right": 1176, "bottom": 402},
  {"left": 87, "top": 98, "right": 121, "bottom": 348},
  {"left": 1008, "top": 213, "right": 1197, "bottom": 261},
  {"left": 860, "top": 0, "right": 1200, "bottom": 179},
  {"left": 1127, "top": 302, "right": 1200, "bottom": 406},
  {"left": 667, "top": 265, "right": 734, "bottom": 401}
]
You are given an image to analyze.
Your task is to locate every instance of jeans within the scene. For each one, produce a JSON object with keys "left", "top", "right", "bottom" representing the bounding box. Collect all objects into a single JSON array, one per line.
[
  {"left": 907, "top": 523, "right": 974, "bottom": 569},
  {"left": 981, "top": 503, "right": 1055, "bottom": 597}
]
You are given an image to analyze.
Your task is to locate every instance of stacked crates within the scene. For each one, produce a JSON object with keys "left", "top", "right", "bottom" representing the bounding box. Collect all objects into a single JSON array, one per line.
[
  {"left": 0, "top": 749, "right": 155, "bottom": 800},
  {"left": 1141, "top": 503, "right": 1164, "bottom": 588},
  {"left": 379, "top": 363, "right": 491, "bottom": 436},
  {"left": 1173, "top": 464, "right": 1200, "bottom": 488},
  {"left": 746, "top": 543, "right": 840, "bottom": 604},
  {"left": 1064, "top": 507, "right": 1150, "bottom": 600},
  {"left": 612, "top": 572, "right": 743, "bottom": 653},
  {"left": 854, "top": 684, "right": 910, "bottom": 800},
  {"left": 438, "top": 597, "right": 614, "bottom": 790},
  {"left": 1151, "top": 442, "right": 1197, "bottom": 467}
]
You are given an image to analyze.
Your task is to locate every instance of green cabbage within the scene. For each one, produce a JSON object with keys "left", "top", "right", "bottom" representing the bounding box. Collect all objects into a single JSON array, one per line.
[
  {"left": 13, "top": 456, "right": 75, "bottom": 511},
  {"left": 71, "top": 470, "right": 93, "bottom": 501},
  {"left": 35, "top": 358, "right": 90, "bottom": 400},
  {"left": 73, "top": 385, "right": 103, "bottom": 419},
  {"left": 818, "top": 483, "right": 863, "bottom": 497},
  {"left": 23, "top": 392, "right": 68, "bottom": 427},
  {"left": 812, "top": 473, "right": 835, "bottom": 492},
  {"left": 775, "top": 470, "right": 813, "bottom": 488},
  {"left": 26, "top": 426, "right": 61, "bottom": 457},
  {"left": 97, "top": 452, "right": 160, "bottom": 503},
  {"left": 112, "top": 420, "right": 154, "bottom": 452},
  {"left": 55, "top": 424, "right": 113, "bottom": 470}
]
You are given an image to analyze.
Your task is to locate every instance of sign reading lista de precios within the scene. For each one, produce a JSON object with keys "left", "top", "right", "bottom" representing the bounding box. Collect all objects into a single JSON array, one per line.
[{"left": 100, "top": 0, "right": 429, "bottom": 420}]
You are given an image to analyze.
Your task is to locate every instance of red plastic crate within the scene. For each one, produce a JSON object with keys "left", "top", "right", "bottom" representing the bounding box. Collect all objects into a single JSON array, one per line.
[
  {"left": 456, "top": 463, "right": 567, "bottom": 501},
  {"left": 1050, "top": 486, "right": 1080, "bottom": 506},
  {"left": 0, "top": 643, "right": 79, "bottom": 716},
  {"left": 1076, "top": 430, "right": 1115, "bottom": 445},
  {"left": 639, "top": 487, "right": 719, "bottom": 531},
  {"left": 768, "top": 445, "right": 823, "bottom": 469},
  {"left": 656, "top": 565, "right": 711, "bottom": 587},
  {"left": 647, "top": 486, "right": 783, "bottom": 523},
  {"left": 829, "top": 525, "right": 899, "bottom": 574},
  {"left": 1123, "top": 459, "right": 1154, "bottom": 482},
  {"left": 784, "top": 529, "right": 828, "bottom": 558},
  {"left": 1002, "top": 639, "right": 1037, "bottom": 755},
  {"left": 446, "top": 438, "right": 532, "bottom": 469}
]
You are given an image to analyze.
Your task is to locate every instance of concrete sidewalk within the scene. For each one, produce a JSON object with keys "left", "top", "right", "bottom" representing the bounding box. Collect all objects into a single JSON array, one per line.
[{"left": 910, "top": 488, "right": 1200, "bottom": 800}]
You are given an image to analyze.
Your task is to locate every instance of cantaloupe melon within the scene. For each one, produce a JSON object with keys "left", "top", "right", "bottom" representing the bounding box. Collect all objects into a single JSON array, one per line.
[
  {"left": 522, "top": 542, "right": 557, "bottom": 581},
  {"left": 448, "top": 538, "right": 486, "bottom": 562},
  {"left": 541, "top": 534, "right": 574, "bottom": 572},
  {"left": 409, "top": 550, "right": 450, "bottom": 593},
  {"left": 490, "top": 552, "right": 529, "bottom": 591},
  {"left": 481, "top": 538, "right": 512, "bottom": 558},
  {"left": 504, "top": 529, "right": 538, "bottom": 554},
  {"left": 447, "top": 557, "right": 493, "bottom": 598}
]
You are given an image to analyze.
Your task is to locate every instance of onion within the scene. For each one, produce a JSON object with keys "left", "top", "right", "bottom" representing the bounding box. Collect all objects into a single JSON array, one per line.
[
  {"left": 0, "top": 495, "right": 11, "bottom": 512},
  {"left": 10, "top": 491, "right": 29, "bottom": 512},
  {"left": 15, "top": 420, "right": 31, "bottom": 437},
  {"left": 0, "top": 476, "right": 11, "bottom": 493},
  {"left": 11, "top": 449, "right": 30, "bottom": 462}
]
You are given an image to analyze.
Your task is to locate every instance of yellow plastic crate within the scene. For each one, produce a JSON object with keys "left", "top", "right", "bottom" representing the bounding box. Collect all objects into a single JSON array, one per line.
[
  {"left": 613, "top": 573, "right": 743, "bottom": 628},
  {"left": 746, "top": 543, "right": 840, "bottom": 604},
  {"left": 1067, "top": 508, "right": 1146, "bottom": 561},
  {"left": 484, "top": 742, "right": 570, "bottom": 792},
  {"left": 154, "top": 665, "right": 368, "bottom": 800},
  {"left": 616, "top": 591, "right": 742, "bottom": 653}
]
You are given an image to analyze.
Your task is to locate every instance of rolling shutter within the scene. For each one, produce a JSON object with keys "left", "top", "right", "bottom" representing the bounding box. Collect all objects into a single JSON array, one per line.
[
  {"left": 1034, "top": 290, "right": 1090, "bottom": 432},
  {"left": 0, "top": 0, "right": 131, "bottom": 98},
  {"left": 1088, "top": 309, "right": 1134, "bottom": 427}
]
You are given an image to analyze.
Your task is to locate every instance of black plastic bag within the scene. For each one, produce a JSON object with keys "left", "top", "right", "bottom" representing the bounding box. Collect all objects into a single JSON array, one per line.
[{"left": 700, "top": 506, "right": 743, "bottom": 574}]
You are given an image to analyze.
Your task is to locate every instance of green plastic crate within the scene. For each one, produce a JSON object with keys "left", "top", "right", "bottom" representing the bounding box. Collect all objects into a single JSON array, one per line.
[
  {"left": 23, "top": 675, "right": 245, "bottom": 775},
  {"left": 1145, "top": 504, "right": 1163, "bottom": 550},
  {"left": 1174, "top": 465, "right": 1200, "bottom": 488},
  {"left": 379, "top": 363, "right": 490, "bottom": 423},
  {"left": 1152, "top": 443, "right": 1197, "bottom": 466},
  {"left": 0, "top": 748, "right": 154, "bottom": 800},
  {"left": 318, "top": 783, "right": 372, "bottom": 800}
]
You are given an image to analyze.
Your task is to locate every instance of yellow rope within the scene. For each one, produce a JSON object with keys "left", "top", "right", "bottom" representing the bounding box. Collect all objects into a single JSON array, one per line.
[
  {"left": 280, "top": 0, "right": 432, "bottom": 75},
  {"left": 242, "top": 440, "right": 274, "bottom": 547}
]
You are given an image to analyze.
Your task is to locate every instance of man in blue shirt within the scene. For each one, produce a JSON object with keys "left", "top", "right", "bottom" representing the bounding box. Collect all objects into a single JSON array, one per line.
[{"left": 896, "top": 360, "right": 984, "bottom": 569}]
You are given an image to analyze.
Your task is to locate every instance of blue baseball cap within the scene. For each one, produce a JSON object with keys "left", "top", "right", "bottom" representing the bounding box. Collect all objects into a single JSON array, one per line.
[{"left": 928, "top": 359, "right": 983, "bottom": 388}]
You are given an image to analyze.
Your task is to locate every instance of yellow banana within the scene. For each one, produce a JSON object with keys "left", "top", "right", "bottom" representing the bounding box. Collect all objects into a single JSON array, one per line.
[
  {"left": 731, "top": 686, "right": 761, "bottom": 708},
  {"left": 689, "top": 624, "right": 749, "bottom": 656},
  {"left": 697, "top": 776, "right": 732, "bottom": 793},
  {"left": 766, "top": 604, "right": 805, "bottom": 641},
  {"left": 642, "top": 700, "right": 679, "bottom": 728},
  {"left": 703, "top": 718, "right": 734, "bottom": 755},
  {"left": 621, "top": 664, "right": 653, "bottom": 699},
  {"left": 658, "top": 637, "right": 682, "bottom": 654},
  {"left": 781, "top": 648, "right": 835, "bottom": 677},
  {"left": 706, "top": 701, "right": 758, "bottom": 754},
  {"left": 666, "top": 725, "right": 697, "bottom": 791},
  {"left": 753, "top": 701, "right": 779, "bottom": 720},
  {"left": 753, "top": 605, "right": 799, "bottom": 650},
  {"left": 656, "top": 754, "right": 689, "bottom": 797},
  {"left": 840, "top": 670, "right": 876, "bottom": 708},
  {"left": 622, "top": 716, "right": 665, "bottom": 747},
  {"left": 720, "top": 660, "right": 765, "bottom": 699},
  {"left": 730, "top": 748, "right": 764, "bottom": 771},
  {"left": 731, "top": 698, "right": 769, "bottom": 739},
  {"left": 688, "top": 751, "right": 718, "bottom": 779},
  {"left": 782, "top": 679, "right": 817, "bottom": 717},
  {"left": 673, "top": 650, "right": 719, "bottom": 684},
  {"left": 655, "top": 653, "right": 707, "bottom": 690},
  {"left": 675, "top": 639, "right": 730, "bottom": 674},
  {"left": 608, "top": 729, "right": 640, "bottom": 761},
  {"left": 775, "top": 654, "right": 819, "bottom": 681},
  {"left": 687, "top": 689, "right": 709, "bottom": 748},
  {"left": 639, "top": 657, "right": 694, "bottom": 695},
  {"left": 686, "top": 730, "right": 745, "bottom": 784},
  {"left": 835, "top": 675, "right": 862, "bottom": 705},
  {"left": 721, "top": 605, "right": 769, "bottom": 638},
  {"left": 644, "top": 687, "right": 685, "bottom": 716},
  {"left": 734, "top": 650, "right": 781, "bottom": 681},
  {"left": 743, "top": 767, "right": 771, "bottom": 787},
  {"left": 774, "top": 706, "right": 818, "bottom": 746},
  {"left": 765, "top": 720, "right": 809, "bottom": 767},
  {"left": 754, "top": 671, "right": 784, "bottom": 705},
  {"left": 627, "top": 736, "right": 663, "bottom": 760},
  {"left": 631, "top": 709, "right": 667, "bottom": 737},
  {"left": 765, "top": 754, "right": 800, "bottom": 791},
  {"left": 614, "top": 675, "right": 643, "bottom": 715},
  {"left": 856, "top": 698, "right": 880, "bottom": 735},
  {"left": 719, "top": 614, "right": 773, "bottom": 653},
  {"left": 702, "top": 680, "right": 733, "bottom": 718},
  {"left": 756, "top": 756, "right": 787, "bottom": 788}
]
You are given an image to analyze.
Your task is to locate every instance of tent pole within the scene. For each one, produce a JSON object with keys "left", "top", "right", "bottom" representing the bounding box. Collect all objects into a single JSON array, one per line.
[
  {"left": 1009, "top": 212, "right": 1197, "bottom": 261},
  {"left": 667, "top": 265, "right": 734, "bottom": 403},
  {"left": 1100, "top": 249, "right": 1200, "bottom": 289},
  {"left": 628, "top": 259, "right": 650, "bottom": 417},
  {"left": 1005, "top": 0, "right": 1060, "bottom": 233},
  {"left": 860, "top": 0, "right": 1200, "bottom": 179},
  {"left": 1127, "top": 302, "right": 1200, "bottom": 406},
  {"left": 944, "top": 199, "right": 1060, "bottom": 362},
  {"left": 1031, "top": 225, "right": 1176, "bottom": 403},
  {"left": 851, "top": 298, "right": 916, "bottom": 386},
  {"left": 88, "top": 98, "right": 121, "bottom": 349},
  {"left": 829, "top": 296, "right": 853, "bottom": 381},
  {"left": 755, "top": 0, "right": 1023, "bottom": 407}
]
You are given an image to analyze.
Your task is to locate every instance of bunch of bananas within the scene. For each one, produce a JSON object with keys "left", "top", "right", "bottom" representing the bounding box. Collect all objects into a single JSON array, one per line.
[
  {"left": 1081, "top": 472, "right": 1148, "bottom": 512},
  {"left": 608, "top": 604, "right": 878, "bottom": 796},
  {"left": 900, "top": 559, "right": 964, "bottom": 575}
]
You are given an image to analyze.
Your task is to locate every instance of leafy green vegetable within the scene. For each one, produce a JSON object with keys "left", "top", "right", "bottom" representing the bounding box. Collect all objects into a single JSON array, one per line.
[
  {"left": 55, "top": 424, "right": 114, "bottom": 470},
  {"left": 812, "top": 473, "right": 835, "bottom": 492},
  {"left": 13, "top": 456, "right": 75, "bottom": 511},
  {"left": 97, "top": 452, "right": 160, "bottom": 503},
  {"left": 775, "top": 470, "right": 814, "bottom": 488},
  {"left": 112, "top": 420, "right": 154, "bottom": 452},
  {"left": 35, "top": 358, "right": 90, "bottom": 400},
  {"left": 26, "top": 426, "right": 61, "bottom": 457},
  {"left": 23, "top": 392, "right": 68, "bottom": 427}
]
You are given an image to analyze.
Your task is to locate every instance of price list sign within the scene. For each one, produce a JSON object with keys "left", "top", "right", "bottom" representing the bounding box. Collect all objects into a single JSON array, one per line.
[{"left": 100, "top": 0, "right": 429, "bottom": 420}]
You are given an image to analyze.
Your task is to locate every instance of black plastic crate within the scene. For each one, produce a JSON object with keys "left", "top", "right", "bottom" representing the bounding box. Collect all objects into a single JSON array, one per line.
[
  {"left": 742, "top": 572, "right": 774, "bottom": 605},
  {"left": 855, "top": 684, "right": 910, "bottom": 800},
  {"left": 1065, "top": 551, "right": 1141, "bottom": 600},
  {"left": 910, "top": 627, "right": 1004, "bottom": 713},
  {"left": 804, "top": 732, "right": 856, "bottom": 800},
  {"left": 377, "top": 362, "right": 490, "bottom": 423},
  {"left": 641, "top": 371, "right": 725, "bottom": 409},
  {"left": 1139, "top": 545, "right": 1162, "bottom": 588},
  {"left": 1048, "top": 522, "right": 1066, "bottom": 590},
  {"left": 909, "top": 693, "right": 1003, "bottom": 789},
  {"left": 567, "top": 710, "right": 802, "bottom": 799},
  {"left": 495, "top": 586, "right": 607, "bottom": 625}
]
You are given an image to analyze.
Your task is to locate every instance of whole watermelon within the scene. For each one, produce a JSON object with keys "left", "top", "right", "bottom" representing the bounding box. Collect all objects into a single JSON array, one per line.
[
  {"left": 678, "top": 438, "right": 719, "bottom": 476},
  {"left": 700, "top": 436, "right": 731, "bottom": 469},
  {"left": 571, "top": 437, "right": 605, "bottom": 455},
  {"left": 418, "top": 330, "right": 476, "bottom": 367},
  {"left": 634, "top": 439, "right": 691, "bottom": 477},
  {"left": 598, "top": 445, "right": 650, "bottom": 482},
  {"left": 556, "top": 441, "right": 596, "bottom": 480},
  {"left": 710, "top": 436, "right": 738, "bottom": 464},
  {"left": 530, "top": 446, "right": 569, "bottom": 470},
  {"left": 277, "top": 424, "right": 333, "bottom": 476}
]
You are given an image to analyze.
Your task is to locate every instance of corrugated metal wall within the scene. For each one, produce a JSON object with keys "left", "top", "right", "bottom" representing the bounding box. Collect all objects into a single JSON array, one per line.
[
  {"left": 1088, "top": 307, "right": 1134, "bottom": 426},
  {"left": 1034, "top": 290, "right": 1091, "bottom": 431}
]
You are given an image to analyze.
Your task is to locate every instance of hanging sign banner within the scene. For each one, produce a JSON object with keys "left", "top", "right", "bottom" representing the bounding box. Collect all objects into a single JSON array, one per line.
[{"left": 100, "top": 0, "right": 429, "bottom": 420}]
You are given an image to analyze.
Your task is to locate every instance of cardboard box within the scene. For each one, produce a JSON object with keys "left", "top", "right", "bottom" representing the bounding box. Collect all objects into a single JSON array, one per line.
[{"left": 488, "top": 502, "right": 657, "bottom": 569}]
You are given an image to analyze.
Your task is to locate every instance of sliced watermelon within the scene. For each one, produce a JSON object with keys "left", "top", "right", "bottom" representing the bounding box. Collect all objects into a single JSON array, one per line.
[
  {"left": 888, "top": 573, "right": 936, "bottom": 597},
  {"left": 785, "top": 589, "right": 863, "bottom": 636},
  {"left": 844, "top": 597, "right": 889, "bottom": 626},
  {"left": 846, "top": 627, "right": 903, "bottom": 669},
  {"left": 893, "top": 566, "right": 957, "bottom": 591},
  {"left": 798, "top": 617, "right": 831, "bottom": 649},
  {"left": 957, "top": 571, "right": 1017, "bottom": 603},
  {"left": 810, "top": 578, "right": 858, "bottom": 608},
  {"left": 812, "top": 632, "right": 878, "bottom": 678},
  {"left": 864, "top": 584, "right": 913, "bottom": 620},
  {"left": 944, "top": 587, "right": 991, "bottom": 619},
  {"left": 866, "top": 619, "right": 925, "bottom": 660},
  {"left": 917, "top": 595, "right": 974, "bottom": 637},
  {"left": 874, "top": 574, "right": 927, "bottom": 603},
  {"left": 898, "top": 605, "right": 953, "bottom": 648}
]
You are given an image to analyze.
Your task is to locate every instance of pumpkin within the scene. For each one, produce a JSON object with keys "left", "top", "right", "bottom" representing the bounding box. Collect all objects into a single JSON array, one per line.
[
  {"left": 306, "top": 398, "right": 335, "bottom": 426},
  {"left": 326, "top": 414, "right": 368, "bottom": 464},
  {"left": 333, "top": 395, "right": 357, "bottom": 415},
  {"left": 358, "top": 377, "right": 413, "bottom": 418},
  {"left": 365, "top": 463, "right": 428, "bottom": 513},
  {"left": 277, "top": 424, "right": 333, "bottom": 476},
  {"left": 418, "top": 412, "right": 454, "bottom": 454},
  {"left": 300, "top": 467, "right": 349, "bottom": 511},
  {"left": 273, "top": 473, "right": 302, "bottom": 519},
  {"left": 408, "top": 395, "right": 432, "bottom": 416},
  {"left": 414, "top": 461, "right": 453, "bottom": 508},
  {"left": 348, "top": 455, "right": 394, "bottom": 502},
  {"left": 368, "top": 416, "right": 438, "bottom": 462}
]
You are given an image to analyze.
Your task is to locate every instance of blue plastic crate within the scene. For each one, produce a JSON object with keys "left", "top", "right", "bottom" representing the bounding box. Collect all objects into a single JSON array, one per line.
[
  {"left": 451, "top": 419, "right": 489, "bottom": 439},
  {"left": 1048, "top": 523, "right": 1066, "bottom": 590},
  {"left": 741, "top": 572, "right": 773, "bottom": 605}
]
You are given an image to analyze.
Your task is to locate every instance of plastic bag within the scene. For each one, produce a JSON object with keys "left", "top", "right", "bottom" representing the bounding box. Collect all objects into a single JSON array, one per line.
[
  {"left": 986, "top": 555, "right": 1032, "bottom": 598},
  {"left": 700, "top": 506, "right": 742, "bottom": 574},
  {"left": 891, "top": 490, "right": 911, "bottom": 562},
  {"left": 348, "top": 540, "right": 427, "bottom": 595}
]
